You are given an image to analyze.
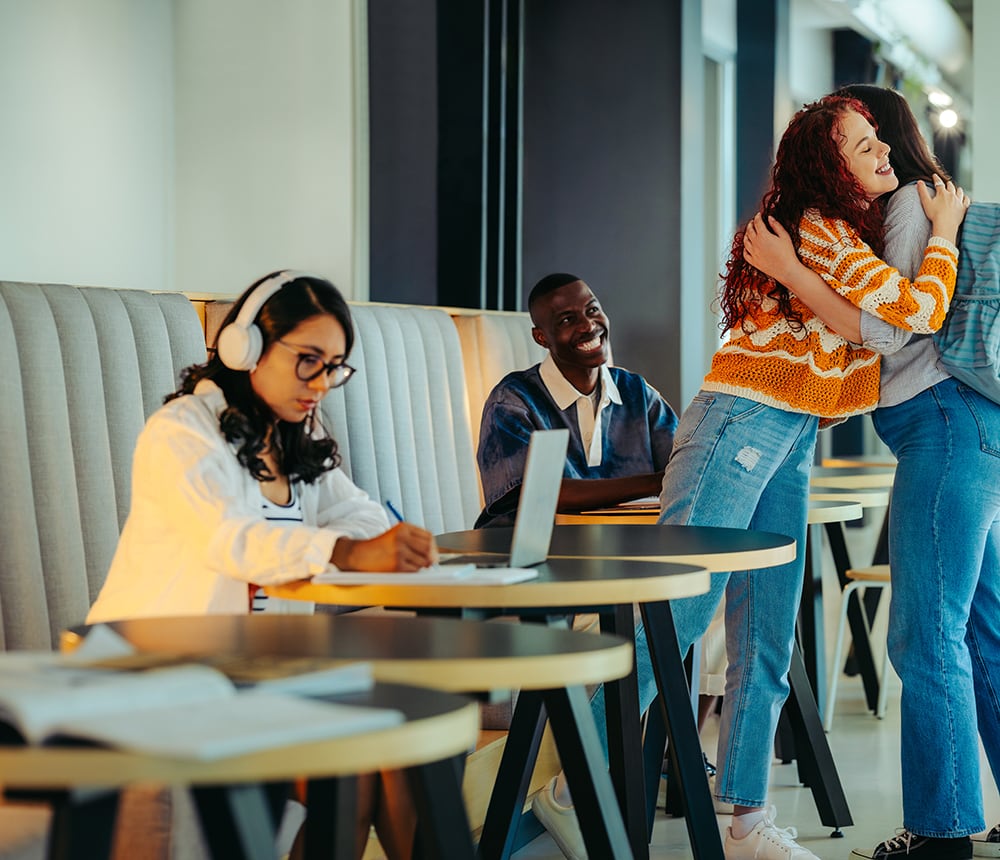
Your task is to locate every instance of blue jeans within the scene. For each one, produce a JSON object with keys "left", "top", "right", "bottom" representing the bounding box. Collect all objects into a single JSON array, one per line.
[
  {"left": 659, "top": 392, "right": 816, "bottom": 807},
  {"left": 872, "top": 379, "right": 1000, "bottom": 837}
]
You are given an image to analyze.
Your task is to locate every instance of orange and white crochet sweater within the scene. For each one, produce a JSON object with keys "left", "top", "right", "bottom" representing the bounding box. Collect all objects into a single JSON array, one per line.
[{"left": 703, "top": 209, "right": 958, "bottom": 421}]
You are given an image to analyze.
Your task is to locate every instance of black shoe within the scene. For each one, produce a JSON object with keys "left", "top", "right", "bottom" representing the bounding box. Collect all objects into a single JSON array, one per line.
[
  {"left": 851, "top": 830, "right": 972, "bottom": 859},
  {"left": 702, "top": 753, "right": 717, "bottom": 778}
]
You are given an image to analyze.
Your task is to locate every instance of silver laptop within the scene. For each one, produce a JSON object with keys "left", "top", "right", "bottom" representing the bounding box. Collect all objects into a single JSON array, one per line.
[{"left": 444, "top": 428, "right": 569, "bottom": 567}]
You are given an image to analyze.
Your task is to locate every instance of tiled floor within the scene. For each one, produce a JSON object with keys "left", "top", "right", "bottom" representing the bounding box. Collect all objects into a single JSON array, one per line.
[{"left": 512, "top": 516, "right": 1000, "bottom": 859}]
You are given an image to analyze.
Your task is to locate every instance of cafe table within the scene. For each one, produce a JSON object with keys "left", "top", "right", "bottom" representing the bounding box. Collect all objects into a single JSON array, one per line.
[
  {"left": 0, "top": 681, "right": 478, "bottom": 860},
  {"left": 63, "top": 613, "right": 636, "bottom": 859},
  {"left": 424, "top": 524, "right": 854, "bottom": 852},
  {"left": 269, "top": 558, "right": 713, "bottom": 860},
  {"left": 545, "top": 507, "right": 862, "bottom": 835}
]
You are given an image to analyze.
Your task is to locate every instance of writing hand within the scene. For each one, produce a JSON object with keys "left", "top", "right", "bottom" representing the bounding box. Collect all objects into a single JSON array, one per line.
[{"left": 332, "top": 523, "right": 439, "bottom": 572}]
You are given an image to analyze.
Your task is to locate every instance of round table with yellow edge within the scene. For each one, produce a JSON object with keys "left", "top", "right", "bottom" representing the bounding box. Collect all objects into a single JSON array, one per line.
[
  {"left": 0, "top": 680, "right": 478, "bottom": 860},
  {"left": 62, "top": 611, "right": 635, "bottom": 855},
  {"left": 268, "top": 558, "right": 713, "bottom": 860}
]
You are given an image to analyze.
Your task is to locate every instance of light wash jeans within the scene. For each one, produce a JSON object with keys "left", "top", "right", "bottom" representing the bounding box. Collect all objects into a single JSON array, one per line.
[
  {"left": 590, "top": 392, "right": 817, "bottom": 805},
  {"left": 872, "top": 378, "right": 1000, "bottom": 837},
  {"left": 661, "top": 392, "right": 818, "bottom": 808}
]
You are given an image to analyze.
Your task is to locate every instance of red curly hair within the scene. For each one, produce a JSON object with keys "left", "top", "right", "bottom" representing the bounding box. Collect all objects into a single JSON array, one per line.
[{"left": 719, "top": 95, "right": 887, "bottom": 332}]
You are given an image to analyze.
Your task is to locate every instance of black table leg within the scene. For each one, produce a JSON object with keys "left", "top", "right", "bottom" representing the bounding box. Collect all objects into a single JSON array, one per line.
[
  {"left": 298, "top": 777, "right": 358, "bottom": 860},
  {"left": 661, "top": 643, "right": 701, "bottom": 818},
  {"left": 477, "top": 688, "right": 548, "bottom": 860},
  {"left": 542, "top": 685, "right": 633, "bottom": 860},
  {"left": 643, "top": 700, "right": 668, "bottom": 834},
  {"left": 408, "top": 755, "right": 476, "bottom": 859},
  {"left": 600, "top": 605, "right": 650, "bottom": 860},
  {"left": 44, "top": 789, "right": 119, "bottom": 860},
  {"left": 640, "top": 600, "right": 725, "bottom": 860},
  {"left": 191, "top": 784, "right": 279, "bottom": 860},
  {"left": 783, "top": 644, "right": 853, "bottom": 832},
  {"left": 798, "top": 522, "right": 827, "bottom": 714}
]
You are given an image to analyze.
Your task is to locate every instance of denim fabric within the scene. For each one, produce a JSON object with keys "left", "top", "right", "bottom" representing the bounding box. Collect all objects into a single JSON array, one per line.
[
  {"left": 872, "top": 378, "right": 1000, "bottom": 837},
  {"left": 652, "top": 391, "right": 817, "bottom": 807},
  {"left": 475, "top": 363, "right": 677, "bottom": 528}
]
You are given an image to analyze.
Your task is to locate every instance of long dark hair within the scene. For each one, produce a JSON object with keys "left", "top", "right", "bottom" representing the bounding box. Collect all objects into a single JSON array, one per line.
[
  {"left": 720, "top": 95, "right": 887, "bottom": 332},
  {"left": 836, "top": 84, "right": 950, "bottom": 189},
  {"left": 169, "top": 272, "right": 354, "bottom": 484}
]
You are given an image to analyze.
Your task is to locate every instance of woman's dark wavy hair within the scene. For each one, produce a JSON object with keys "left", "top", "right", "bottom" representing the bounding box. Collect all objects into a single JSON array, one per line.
[
  {"left": 167, "top": 272, "right": 355, "bottom": 485},
  {"left": 836, "top": 84, "right": 950, "bottom": 189},
  {"left": 720, "top": 95, "right": 887, "bottom": 332}
]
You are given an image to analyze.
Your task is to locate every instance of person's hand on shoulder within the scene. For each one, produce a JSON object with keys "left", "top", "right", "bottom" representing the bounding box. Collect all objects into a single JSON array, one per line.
[
  {"left": 332, "top": 523, "right": 439, "bottom": 572},
  {"left": 919, "top": 174, "right": 971, "bottom": 244}
]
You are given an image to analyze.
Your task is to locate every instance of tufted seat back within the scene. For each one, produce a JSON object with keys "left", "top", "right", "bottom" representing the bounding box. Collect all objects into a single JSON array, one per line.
[{"left": 0, "top": 281, "right": 206, "bottom": 652}]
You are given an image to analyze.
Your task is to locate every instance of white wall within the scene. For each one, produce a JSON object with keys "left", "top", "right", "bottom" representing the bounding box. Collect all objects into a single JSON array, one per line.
[
  {"left": 788, "top": 0, "right": 835, "bottom": 111},
  {"left": 0, "top": 0, "right": 363, "bottom": 298},
  {"left": 172, "top": 0, "right": 363, "bottom": 298},
  {"left": 0, "top": 0, "right": 173, "bottom": 290},
  {"left": 973, "top": 0, "right": 1000, "bottom": 200}
]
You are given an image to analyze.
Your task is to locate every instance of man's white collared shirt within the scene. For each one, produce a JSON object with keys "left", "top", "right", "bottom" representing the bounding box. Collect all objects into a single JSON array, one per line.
[{"left": 538, "top": 354, "right": 621, "bottom": 467}]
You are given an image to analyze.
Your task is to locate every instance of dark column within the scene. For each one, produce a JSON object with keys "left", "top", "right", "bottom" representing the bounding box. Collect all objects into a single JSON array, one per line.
[
  {"left": 520, "top": 0, "right": 695, "bottom": 405},
  {"left": 368, "top": 0, "right": 439, "bottom": 305},
  {"left": 736, "top": 0, "right": 787, "bottom": 225}
]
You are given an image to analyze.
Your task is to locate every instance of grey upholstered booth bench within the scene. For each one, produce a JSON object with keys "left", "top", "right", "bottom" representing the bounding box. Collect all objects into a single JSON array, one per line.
[
  {"left": 0, "top": 280, "right": 547, "bottom": 857},
  {"left": 0, "top": 281, "right": 209, "bottom": 860}
]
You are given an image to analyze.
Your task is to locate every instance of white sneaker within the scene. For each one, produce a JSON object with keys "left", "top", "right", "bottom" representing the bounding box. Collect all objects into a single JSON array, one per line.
[
  {"left": 724, "top": 806, "right": 820, "bottom": 860},
  {"left": 531, "top": 778, "right": 586, "bottom": 860}
]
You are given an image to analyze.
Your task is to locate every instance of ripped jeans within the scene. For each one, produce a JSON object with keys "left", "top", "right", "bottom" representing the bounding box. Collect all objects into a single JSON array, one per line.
[{"left": 652, "top": 391, "right": 818, "bottom": 807}]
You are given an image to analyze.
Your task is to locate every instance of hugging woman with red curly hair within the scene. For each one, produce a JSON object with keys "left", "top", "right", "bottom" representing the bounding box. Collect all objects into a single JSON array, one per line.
[{"left": 645, "top": 95, "right": 969, "bottom": 860}]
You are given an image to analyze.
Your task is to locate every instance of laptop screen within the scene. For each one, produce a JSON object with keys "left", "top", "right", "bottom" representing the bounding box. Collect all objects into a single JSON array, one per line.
[{"left": 508, "top": 428, "right": 569, "bottom": 567}]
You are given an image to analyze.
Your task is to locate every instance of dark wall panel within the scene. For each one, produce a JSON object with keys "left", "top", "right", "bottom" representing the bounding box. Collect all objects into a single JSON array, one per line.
[
  {"left": 368, "top": 0, "right": 438, "bottom": 304},
  {"left": 521, "top": 0, "right": 682, "bottom": 403}
]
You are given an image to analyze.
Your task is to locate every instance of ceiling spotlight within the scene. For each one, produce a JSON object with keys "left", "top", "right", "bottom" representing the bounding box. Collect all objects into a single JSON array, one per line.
[
  {"left": 927, "top": 89, "right": 953, "bottom": 108},
  {"left": 938, "top": 108, "right": 959, "bottom": 129}
]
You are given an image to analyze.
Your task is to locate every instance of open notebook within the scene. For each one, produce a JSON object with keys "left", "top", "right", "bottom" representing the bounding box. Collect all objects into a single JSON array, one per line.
[{"left": 314, "top": 428, "right": 569, "bottom": 585}]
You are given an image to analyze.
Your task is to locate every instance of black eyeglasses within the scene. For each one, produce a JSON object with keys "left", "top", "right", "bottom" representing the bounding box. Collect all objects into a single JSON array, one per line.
[{"left": 275, "top": 340, "right": 356, "bottom": 387}]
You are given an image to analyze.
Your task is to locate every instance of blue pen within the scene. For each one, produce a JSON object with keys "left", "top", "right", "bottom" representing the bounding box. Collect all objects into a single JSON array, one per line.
[{"left": 385, "top": 500, "right": 405, "bottom": 524}]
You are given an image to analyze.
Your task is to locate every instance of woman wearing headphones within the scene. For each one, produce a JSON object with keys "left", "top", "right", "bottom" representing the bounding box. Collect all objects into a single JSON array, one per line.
[
  {"left": 88, "top": 271, "right": 436, "bottom": 859},
  {"left": 88, "top": 270, "right": 437, "bottom": 623}
]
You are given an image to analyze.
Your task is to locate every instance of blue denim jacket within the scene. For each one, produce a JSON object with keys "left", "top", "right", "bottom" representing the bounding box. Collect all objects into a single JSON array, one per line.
[{"left": 475, "top": 360, "right": 677, "bottom": 527}]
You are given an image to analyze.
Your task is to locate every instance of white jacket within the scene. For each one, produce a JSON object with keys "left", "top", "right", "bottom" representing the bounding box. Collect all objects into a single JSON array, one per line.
[{"left": 88, "top": 382, "right": 389, "bottom": 621}]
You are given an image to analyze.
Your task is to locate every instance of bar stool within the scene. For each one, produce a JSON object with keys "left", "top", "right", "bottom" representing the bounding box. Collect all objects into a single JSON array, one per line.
[{"left": 825, "top": 564, "right": 892, "bottom": 731}]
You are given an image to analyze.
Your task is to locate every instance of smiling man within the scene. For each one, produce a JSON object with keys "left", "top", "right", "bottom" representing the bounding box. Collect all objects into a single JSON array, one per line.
[{"left": 474, "top": 272, "right": 678, "bottom": 528}]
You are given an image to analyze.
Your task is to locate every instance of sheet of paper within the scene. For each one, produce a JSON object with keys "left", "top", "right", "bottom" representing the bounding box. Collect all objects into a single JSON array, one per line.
[{"left": 312, "top": 565, "right": 539, "bottom": 585}]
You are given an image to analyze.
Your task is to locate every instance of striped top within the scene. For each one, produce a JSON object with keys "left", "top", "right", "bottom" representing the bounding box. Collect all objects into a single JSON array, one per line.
[
  {"left": 703, "top": 209, "right": 959, "bottom": 421},
  {"left": 251, "top": 484, "right": 311, "bottom": 615}
]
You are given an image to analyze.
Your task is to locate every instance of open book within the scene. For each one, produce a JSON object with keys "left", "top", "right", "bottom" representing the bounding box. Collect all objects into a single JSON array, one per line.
[{"left": 0, "top": 653, "right": 403, "bottom": 760}]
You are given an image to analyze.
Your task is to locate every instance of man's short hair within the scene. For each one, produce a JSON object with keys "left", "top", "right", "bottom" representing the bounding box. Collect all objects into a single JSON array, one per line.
[{"left": 527, "top": 273, "right": 582, "bottom": 316}]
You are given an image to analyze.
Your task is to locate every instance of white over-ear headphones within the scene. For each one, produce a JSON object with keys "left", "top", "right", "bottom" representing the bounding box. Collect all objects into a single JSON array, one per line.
[{"left": 216, "top": 270, "right": 300, "bottom": 371}]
